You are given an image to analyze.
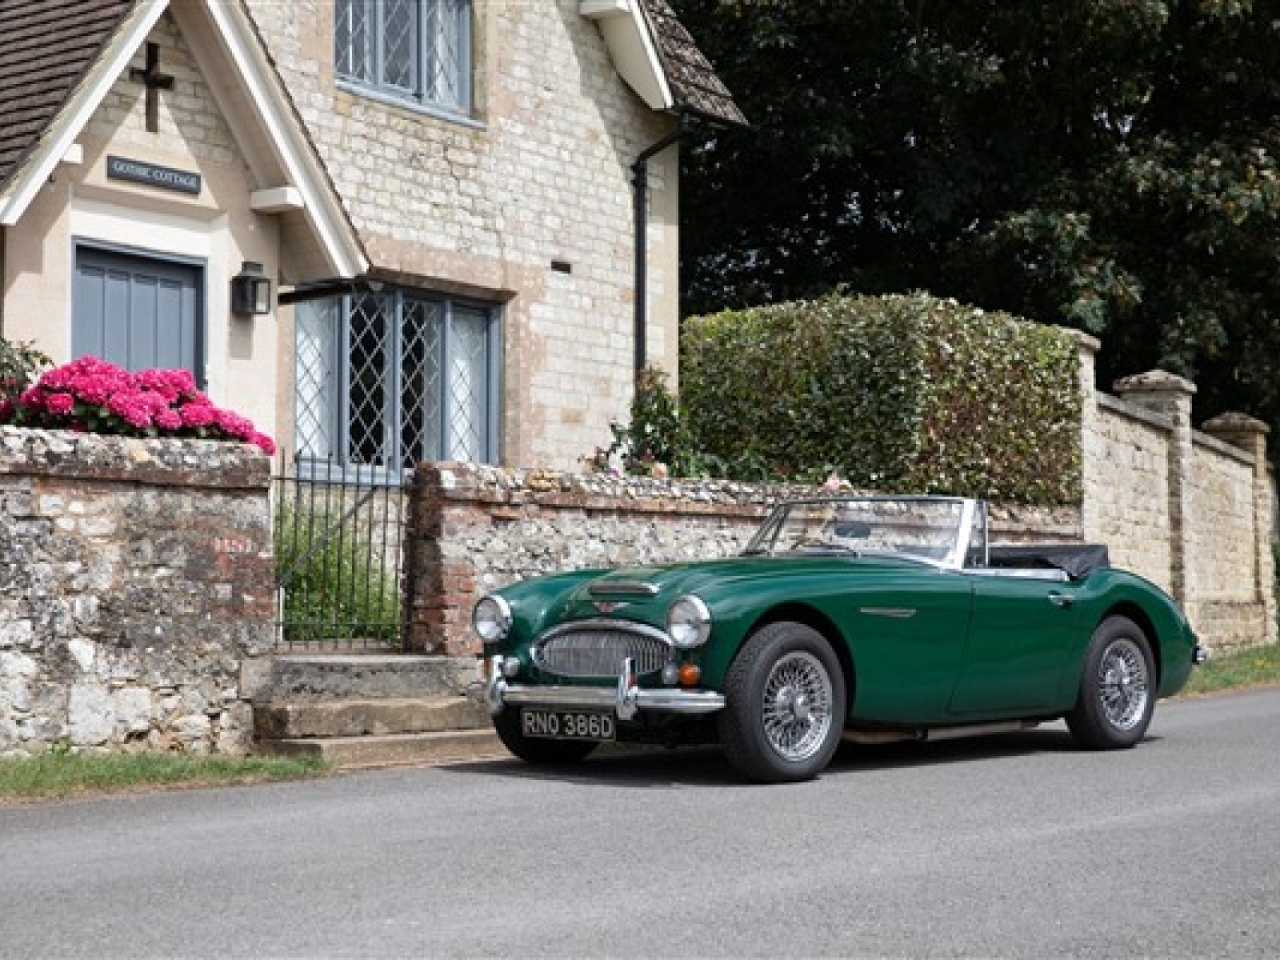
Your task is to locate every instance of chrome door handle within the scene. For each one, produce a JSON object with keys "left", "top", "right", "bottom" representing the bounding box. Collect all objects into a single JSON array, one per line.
[{"left": 1048, "top": 591, "right": 1074, "bottom": 608}]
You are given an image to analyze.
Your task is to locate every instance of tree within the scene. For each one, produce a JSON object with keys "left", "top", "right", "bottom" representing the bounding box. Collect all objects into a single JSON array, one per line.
[{"left": 673, "top": 0, "right": 1280, "bottom": 436}]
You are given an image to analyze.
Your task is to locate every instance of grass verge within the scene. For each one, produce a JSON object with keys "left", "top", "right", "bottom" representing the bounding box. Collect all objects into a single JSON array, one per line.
[
  {"left": 1178, "top": 640, "right": 1280, "bottom": 697},
  {"left": 0, "top": 751, "right": 331, "bottom": 805}
]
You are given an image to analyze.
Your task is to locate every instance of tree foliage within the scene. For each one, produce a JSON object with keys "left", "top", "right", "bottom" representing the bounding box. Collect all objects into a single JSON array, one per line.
[{"left": 673, "top": 0, "right": 1280, "bottom": 438}]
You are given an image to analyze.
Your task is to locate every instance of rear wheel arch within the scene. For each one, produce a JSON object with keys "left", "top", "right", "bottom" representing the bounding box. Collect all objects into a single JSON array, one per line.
[{"left": 1100, "top": 601, "right": 1162, "bottom": 684}]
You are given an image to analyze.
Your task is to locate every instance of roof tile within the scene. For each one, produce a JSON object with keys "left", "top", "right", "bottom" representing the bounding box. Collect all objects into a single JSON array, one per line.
[
  {"left": 639, "top": 0, "right": 746, "bottom": 127},
  {"left": 0, "top": 0, "right": 136, "bottom": 192}
]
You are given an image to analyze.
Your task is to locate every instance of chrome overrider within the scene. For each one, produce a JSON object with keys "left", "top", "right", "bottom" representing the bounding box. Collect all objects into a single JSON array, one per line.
[{"left": 471, "top": 655, "right": 727, "bottom": 719}]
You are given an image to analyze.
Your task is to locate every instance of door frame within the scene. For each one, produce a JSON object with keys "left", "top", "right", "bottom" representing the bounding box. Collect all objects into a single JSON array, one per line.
[{"left": 71, "top": 238, "right": 209, "bottom": 388}]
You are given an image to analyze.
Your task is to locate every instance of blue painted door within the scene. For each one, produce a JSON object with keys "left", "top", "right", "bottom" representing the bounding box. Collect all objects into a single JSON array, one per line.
[{"left": 73, "top": 247, "right": 203, "bottom": 382}]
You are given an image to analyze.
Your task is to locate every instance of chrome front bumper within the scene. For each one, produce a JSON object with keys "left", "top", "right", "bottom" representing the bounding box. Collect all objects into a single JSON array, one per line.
[{"left": 467, "top": 655, "right": 727, "bottom": 720}]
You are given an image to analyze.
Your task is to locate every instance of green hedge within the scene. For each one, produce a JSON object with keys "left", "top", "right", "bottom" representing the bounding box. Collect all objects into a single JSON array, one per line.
[{"left": 680, "top": 292, "right": 1082, "bottom": 504}]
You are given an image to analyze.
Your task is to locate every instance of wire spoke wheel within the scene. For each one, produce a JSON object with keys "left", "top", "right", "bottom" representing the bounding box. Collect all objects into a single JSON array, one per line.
[
  {"left": 1067, "top": 616, "right": 1156, "bottom": 750},
  {"left": 720, "top": 622, "right": 846, "bottom": 781},
  {"left": 1097, "top": 637, "right": 1150, "bottom": 731},
  {"left": 760, "top": 651, "right": 834, "bottom": 762}
]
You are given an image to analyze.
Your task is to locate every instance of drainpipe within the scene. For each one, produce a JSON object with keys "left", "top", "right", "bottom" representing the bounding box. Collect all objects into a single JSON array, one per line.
[{"left": 631, "top": 114, "right": 688, "bottom": 380}]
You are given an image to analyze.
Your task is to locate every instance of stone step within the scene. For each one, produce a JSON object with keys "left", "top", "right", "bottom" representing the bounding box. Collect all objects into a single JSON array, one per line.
[
  {"left": 256, "top": 728, "right": 507, "bottom": 769},
  {"left": 242, "top": 654, "right": 476, "bottom": 704},
  {"left": 254, "top": 695, "right": 489, "bottom": 739}
]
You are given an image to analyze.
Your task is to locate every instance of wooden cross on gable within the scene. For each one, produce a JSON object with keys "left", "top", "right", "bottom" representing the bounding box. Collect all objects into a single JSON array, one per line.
[{"left": 129, "top": 42, "right": 174, "bottom": 133}]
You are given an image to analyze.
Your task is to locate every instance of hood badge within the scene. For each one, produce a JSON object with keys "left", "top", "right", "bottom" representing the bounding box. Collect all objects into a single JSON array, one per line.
[{"left": 594, "top": 601, "right": 630, "bottom": 614}]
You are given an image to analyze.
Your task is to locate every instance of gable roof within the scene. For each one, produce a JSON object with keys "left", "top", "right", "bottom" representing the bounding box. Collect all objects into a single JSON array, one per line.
[
  {"left": 0, "top": 0, "right": 366, "bottom": 279},
  {"left": 638, "top": 0, "right": 746, "bottom": 127}
]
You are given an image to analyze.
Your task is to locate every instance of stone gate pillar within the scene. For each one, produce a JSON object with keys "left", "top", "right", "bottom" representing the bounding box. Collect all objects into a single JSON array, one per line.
[
  {"left": 1202, "top": 413, "right": 1277, "bottom": 645},
  {"left": 1112, "top": 371, "right": 1197, "bottom": 609}
]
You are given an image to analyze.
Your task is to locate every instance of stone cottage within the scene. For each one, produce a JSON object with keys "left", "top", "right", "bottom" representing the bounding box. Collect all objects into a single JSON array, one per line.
[{"left": 0, "top": 0, "right": 745, "bottom": 472}]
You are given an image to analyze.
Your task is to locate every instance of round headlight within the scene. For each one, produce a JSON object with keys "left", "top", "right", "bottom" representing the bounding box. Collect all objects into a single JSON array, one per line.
[
  {"left": 472, "top": 595, "right": 512, "bottom": 643},
  {"left": 667, "top": 595, "right": 712, "bottom": 649}
]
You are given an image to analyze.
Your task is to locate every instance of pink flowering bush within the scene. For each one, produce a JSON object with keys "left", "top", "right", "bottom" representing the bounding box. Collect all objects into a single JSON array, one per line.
[{"left": 0, "top": 355, "right": 275, "bottom": 454}]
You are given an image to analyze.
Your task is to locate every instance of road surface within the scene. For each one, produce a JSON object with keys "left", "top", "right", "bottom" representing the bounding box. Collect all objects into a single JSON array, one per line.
[{"left": 2, "top": 688, "right": 1278, "bottom": 958}]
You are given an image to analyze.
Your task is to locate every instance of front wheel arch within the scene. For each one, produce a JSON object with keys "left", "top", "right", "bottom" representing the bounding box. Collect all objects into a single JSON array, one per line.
[
  {"left": 718, "top": 620, "right": 849, "bottom": 782},
  {"left": 748, "top": 604, "right": 857, "bottom": 710}
]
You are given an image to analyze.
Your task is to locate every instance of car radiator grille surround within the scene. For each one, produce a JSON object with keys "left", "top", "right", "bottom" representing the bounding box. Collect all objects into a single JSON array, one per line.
[{"left": 532, "top": 625, "right": 671, "bottom": 678}]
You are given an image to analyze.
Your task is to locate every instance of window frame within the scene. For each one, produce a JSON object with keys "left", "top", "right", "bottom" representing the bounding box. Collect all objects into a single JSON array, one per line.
[
  {"left": 291, "top": 284, "right": 502, "bottom": 481},
  {"left": 334, "top": 0, "right": 474, "bottom": 119}
]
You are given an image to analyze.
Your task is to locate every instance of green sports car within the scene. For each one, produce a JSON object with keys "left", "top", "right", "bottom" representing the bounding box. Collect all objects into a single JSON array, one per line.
[{"left": 469, "top": 495, "right": 1206, "bottom": 782}]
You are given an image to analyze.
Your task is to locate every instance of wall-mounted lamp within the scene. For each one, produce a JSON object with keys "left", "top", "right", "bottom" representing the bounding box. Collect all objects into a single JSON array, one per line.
[{"left": 231, "top": 261, "right": 272, "bottom": 316}]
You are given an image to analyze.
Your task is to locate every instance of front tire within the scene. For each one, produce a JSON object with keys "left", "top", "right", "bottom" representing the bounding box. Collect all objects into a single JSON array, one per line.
[
  {"left": 1066, "top": 616, "right": 1156, "bottom": 749},
  {"left": 719, "top": 622, "right": 846, "bottom": 782},
  {"left": 493, "top": 709, "right": 599, "bottom": 765}
]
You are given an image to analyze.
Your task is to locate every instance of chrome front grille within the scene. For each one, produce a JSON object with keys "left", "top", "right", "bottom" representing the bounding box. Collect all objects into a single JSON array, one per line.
[{"left": 532, "top": 621, "right": 671, "bottom": 678}]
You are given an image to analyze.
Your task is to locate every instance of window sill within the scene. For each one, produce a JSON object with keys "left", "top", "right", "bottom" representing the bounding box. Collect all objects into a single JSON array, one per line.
[{"left": 336, "top": 81, "right": 487, "bottom": 131}]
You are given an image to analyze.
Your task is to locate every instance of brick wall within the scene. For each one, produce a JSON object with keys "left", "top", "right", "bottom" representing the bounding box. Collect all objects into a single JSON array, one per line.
[{"left": 0, "top": 429, "right": 273, "bottom": 757}]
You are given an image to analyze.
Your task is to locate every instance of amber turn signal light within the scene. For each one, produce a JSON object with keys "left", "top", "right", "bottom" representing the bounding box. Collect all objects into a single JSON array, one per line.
[{"left": 678, "top": 663, "right": 701, "bottom": 687}]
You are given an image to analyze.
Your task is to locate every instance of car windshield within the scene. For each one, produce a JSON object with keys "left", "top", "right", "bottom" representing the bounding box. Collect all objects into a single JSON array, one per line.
[{"left": 743, "top": 496, "right": 984, "bottom": 569}]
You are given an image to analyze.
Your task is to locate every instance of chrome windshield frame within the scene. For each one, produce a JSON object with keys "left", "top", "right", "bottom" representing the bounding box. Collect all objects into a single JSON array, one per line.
[{"left": 743, "top": 495, "right": 986, "bottom": 573}]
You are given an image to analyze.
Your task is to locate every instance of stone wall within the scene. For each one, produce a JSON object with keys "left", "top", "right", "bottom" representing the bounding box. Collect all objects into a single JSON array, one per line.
[
  {"left": 1082, "top": 394, "right": 1173, "bottom": 585},
  {"left": 0, "top": 429, "right": 273, "bottom": 757},
  {"left": 1083, "top": 362, "right": 1276, "bottom": 650}
]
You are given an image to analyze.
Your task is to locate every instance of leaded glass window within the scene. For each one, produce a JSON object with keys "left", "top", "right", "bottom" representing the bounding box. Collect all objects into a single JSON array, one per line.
[
  {"left": 295, "top": 288, "right": 499, "bottom": 474},
  {"left": 335, "top": 0, "right": 472, "bottom": 115}
]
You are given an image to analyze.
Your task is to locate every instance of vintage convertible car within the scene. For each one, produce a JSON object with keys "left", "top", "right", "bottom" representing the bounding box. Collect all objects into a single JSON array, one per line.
[{"left": 470, "top": 496, "right": 1206, "bottom": 782}]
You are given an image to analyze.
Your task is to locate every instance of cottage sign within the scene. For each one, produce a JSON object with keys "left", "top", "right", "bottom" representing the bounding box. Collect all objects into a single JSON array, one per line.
[{"left": 106, "top": 155, "right": 201, "bottom": 195}]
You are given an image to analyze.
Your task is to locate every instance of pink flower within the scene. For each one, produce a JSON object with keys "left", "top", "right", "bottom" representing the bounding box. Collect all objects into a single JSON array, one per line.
[
  {"left": 44, "top": 392, "right": 75, "bottom": 416},
  {"left": 14, "top": 356, "right": 270, "bottom": 453},
  {"left": 214, "top": 410, "right": 253, "bottom": 441},
  {"left": 107, "top": 390, "right": 153, "bottom": 429},
  {"left": 134, "top": 367, "right": 197, "bottom": 402},
  {"left": 180, "top": 401, "right": 216, "bottom": 429},
  {"left": 153, "top": 408, "right": 182, "bottom": 431},
  {"left": 70, "top": 374, "right": 116, "bottom": 406}
]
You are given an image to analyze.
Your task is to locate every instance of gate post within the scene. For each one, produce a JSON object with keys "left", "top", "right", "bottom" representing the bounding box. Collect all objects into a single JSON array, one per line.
[
  {"left": 403, "top": 461, "right": 485, "bottom": 656},
  {"left": 1201, "top": 413, "right": 1277, "bottom": 646}
]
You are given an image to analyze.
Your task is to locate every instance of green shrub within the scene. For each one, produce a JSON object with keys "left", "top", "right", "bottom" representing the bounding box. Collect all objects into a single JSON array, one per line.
[
  {"left": 0, "top": 337, "right": 51, "bottom": 404},
  {"left": 588, "top": 368, "right": 722, "bottom": 478},
  {"left": 680, "top": 292, "right": 1082, "bottom": 504},
  {"left": 273, "top": 506, "right": 401, "bottom": 643}
]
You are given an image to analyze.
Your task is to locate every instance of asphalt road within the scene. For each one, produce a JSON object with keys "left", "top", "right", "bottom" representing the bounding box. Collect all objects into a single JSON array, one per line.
[{"left": 2, "top": 688, "right": 1278, "bottom": 959}]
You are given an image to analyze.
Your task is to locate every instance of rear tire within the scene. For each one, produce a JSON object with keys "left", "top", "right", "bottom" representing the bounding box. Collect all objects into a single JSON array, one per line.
[
  {"left": 719, "top": 622, "right": 846, "bottom": 782},
  {"left": 493, "top": 709, "right": 600, "bottom": 764},
  {"left": 1066, "top": 616, "right": 1156, "bottom": 749}
]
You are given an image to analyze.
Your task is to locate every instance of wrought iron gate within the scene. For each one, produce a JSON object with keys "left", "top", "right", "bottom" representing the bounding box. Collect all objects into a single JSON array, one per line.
[{"left": 271, "top": 459, "right": 409, "bottom": 651}]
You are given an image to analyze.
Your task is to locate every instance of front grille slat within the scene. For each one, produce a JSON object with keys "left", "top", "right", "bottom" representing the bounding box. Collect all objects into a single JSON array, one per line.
[{"left": 533, "top": 623, "right": 671, "bottom": 678}]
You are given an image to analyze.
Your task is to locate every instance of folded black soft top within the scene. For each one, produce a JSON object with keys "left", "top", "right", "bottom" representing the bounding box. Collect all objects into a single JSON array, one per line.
[{"left": 986, "top": 544, "right": 1111, "bottom": 580}]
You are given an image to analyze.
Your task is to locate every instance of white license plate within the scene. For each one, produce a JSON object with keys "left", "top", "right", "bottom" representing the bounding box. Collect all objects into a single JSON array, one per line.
[{"left": 521, "top": 709, "right": 616, "bottom": 742}]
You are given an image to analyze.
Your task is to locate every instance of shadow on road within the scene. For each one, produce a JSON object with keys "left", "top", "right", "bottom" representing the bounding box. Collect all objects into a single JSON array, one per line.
[{"left": 443, "top": 725, "right": 1113, "bottom": 789}]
